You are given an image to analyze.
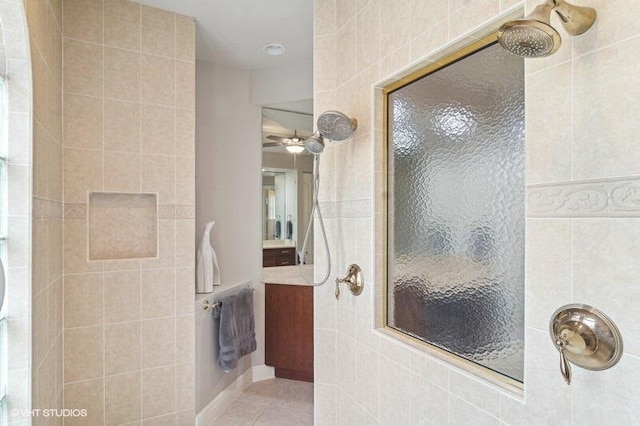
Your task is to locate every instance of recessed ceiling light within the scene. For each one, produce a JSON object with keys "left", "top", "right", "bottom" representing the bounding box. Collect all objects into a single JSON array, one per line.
[{"left": 263, "top": 43, "right": 286, "bottom": 56}]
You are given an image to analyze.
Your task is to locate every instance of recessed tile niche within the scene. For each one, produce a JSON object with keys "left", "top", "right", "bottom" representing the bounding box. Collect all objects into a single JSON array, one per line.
[{"left": 89, "top": 192, "right": 158, "bottom": 260}]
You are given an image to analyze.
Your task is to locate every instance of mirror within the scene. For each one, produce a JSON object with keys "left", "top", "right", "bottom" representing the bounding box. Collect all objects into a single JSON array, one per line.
[
  {"left": 262, "top": 108, "right": 314, "bottom": 267},
  {"left": 262, "top": 169, "right": 293, "bottom": 243}
]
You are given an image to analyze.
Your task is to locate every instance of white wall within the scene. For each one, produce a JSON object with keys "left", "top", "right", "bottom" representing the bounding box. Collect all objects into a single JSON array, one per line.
[
  {"left": 250, "top": 62, "right": 314, "bottom": 106},
  {"left": 195, "top": 61, "right": 263, "bottom": 411}
]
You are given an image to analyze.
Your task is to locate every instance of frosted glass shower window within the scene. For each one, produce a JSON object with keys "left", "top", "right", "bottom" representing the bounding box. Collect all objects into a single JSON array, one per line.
[{"left": 385, "top": 42, "right": 525, "bottom": 382}]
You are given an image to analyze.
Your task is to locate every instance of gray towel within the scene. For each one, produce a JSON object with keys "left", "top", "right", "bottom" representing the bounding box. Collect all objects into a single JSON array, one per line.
[{"left": 214, "top": 288, "right": 257, "bottom": 372}]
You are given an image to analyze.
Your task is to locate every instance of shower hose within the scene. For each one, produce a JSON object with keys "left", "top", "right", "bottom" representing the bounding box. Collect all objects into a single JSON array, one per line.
[{"left": 299, "top": 154, "right": 331, "bottom": 286}]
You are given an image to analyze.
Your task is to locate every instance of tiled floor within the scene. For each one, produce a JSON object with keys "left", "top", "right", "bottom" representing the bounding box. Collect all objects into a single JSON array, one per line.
[{"left": 212, "top": 378, "right": 314, "bottom": 425}]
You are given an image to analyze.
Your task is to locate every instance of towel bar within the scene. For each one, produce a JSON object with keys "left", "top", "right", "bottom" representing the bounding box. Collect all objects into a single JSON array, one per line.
[{"left": 202, "top": 288, "right": 255, "bottom": 311}]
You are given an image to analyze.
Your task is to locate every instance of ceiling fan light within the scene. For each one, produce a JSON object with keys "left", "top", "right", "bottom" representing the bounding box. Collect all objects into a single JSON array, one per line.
[{"left": 285, "top": 145, "right": 305, "bottom": 154}]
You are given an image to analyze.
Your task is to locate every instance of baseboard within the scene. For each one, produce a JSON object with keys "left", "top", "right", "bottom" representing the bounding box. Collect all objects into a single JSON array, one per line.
[
  {"left": 196, "top": 368, "right": 253, "bottom": 425},
  {"left": 196, "top": 365, "right": 275, "bottom": 424},
  {"left": 252, "top": 364, "right": 275, "bottom": 382}
]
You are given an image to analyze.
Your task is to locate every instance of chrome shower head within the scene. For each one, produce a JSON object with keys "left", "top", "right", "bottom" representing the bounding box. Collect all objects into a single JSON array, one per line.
[
  {"left": 304, "top": 133, "right": 325, "bottom": 154},
  {"left": 498, "top": 2, "right": 561, "bottom": 58},
  {"left": 498, "top": 0, "right": 596, "bottom": 58},
  {"left": 317, "top": 110, "right": 358, "bottom": 141}
]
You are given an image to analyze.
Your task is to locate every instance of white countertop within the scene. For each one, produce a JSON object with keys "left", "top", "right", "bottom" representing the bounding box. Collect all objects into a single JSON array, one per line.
[
  {"left": 263, "top": 264, "right": 315, "bottom": 286},
  {"left": 262, "top": 240, "right": 297, "bottom": 249}
]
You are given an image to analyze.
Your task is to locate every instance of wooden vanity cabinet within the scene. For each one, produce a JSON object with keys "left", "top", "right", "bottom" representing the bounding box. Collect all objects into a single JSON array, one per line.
[
  {"left": 265, "top": 283, "right": 314, "bottom": 382},
  {"left": 263, "top": 247, "right": 296, "bottom": 267}
]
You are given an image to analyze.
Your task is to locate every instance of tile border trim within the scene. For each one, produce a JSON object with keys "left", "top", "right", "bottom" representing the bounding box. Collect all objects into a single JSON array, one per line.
[
  {"left": 64, "top": 203, "right": 195, "bottom": 220},
  {"left": 527, "top": 176, "right": 640, "bottom": 217}
]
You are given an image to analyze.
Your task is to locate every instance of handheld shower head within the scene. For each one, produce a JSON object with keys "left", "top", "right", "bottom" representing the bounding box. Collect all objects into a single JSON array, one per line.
[
  {"left": 317, "top": 110, "right": 358, "bottom": 141},
  {"left": 304, "top": 133, "right": 325, "bottom": 154},
  {"left": 498, "top": 0, "right": 596, "bottom": 58},
  {"left": 299, "top": 110, "right": 358, "bottom": 288},
  {"left": 303, "top": 111, "right": 357, "bottom": 154}
]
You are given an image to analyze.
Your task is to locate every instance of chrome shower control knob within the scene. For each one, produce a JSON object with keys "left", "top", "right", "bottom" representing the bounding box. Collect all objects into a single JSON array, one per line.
[
  {"left": 549, "top": 304, "right": 623, "bottom": 385},
  {"left": 335, "top": 264, "right": 364, "bottom": 300}
]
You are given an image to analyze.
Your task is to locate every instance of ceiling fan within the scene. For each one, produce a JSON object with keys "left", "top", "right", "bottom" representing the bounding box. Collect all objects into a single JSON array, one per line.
[{"left": 263, "top": 130, "right": 306, "bottom": 153}]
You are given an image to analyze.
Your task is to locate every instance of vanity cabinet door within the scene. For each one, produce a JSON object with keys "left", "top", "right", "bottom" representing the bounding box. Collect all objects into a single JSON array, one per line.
[{"left": 265, "top": 283, "right": 314, "bottom": 382}]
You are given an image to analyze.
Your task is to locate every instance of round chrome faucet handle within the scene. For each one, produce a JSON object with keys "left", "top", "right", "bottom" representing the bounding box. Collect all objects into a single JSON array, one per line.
[{"left": 549, "top": 303, "right": 623, "bottom": 386}]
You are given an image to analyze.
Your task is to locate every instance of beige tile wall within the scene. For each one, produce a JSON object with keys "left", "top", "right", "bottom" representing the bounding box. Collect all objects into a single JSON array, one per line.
[
  {"left": 88, "top": 192, "right": 158, "bottom": 260},
  {"left": 314, "top": 0, "right": 640, "bottom": 424},
  {"left": 23, "top": 0, "right": 65, "bottom": 424},
  {"left": 61, "top": 1, "right": 196, "bottom": 425}
]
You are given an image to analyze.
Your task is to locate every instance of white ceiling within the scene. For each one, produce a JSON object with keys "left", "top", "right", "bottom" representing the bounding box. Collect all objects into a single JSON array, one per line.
[
  {"left": 136, "top": 0, "right": 314, "bottom": 70},
  {"left": 265, "top": 99, "right": 314, "bottom": 115}
]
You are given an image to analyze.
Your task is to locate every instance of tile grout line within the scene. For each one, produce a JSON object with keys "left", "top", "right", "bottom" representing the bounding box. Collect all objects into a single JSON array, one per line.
[
  {"left": 101, "top": 2, "right": 106, "bottom": 424},
  {"left": 173, "top": 11, "right": 178, "bottom": 421},
  {"left": 570, "top": 33, "right": 575, "bottom": 183},
  {"left": 526, "top": 31, "right": 640, "bottom": 79},
  {"left": 569, "top": 218, "right": 575, "bottom": 421},
  {"left": 62, "top": 34, "right": 195, "bottom": 63},
  {"left": 62, "top": 90, "right": 196, "bottom": 111},
  {"left": 138, "top": 3, "right": 144, "bottom": 422},
  {"left": 60, "top": 0, "right": 66, "bottom": 421}
]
